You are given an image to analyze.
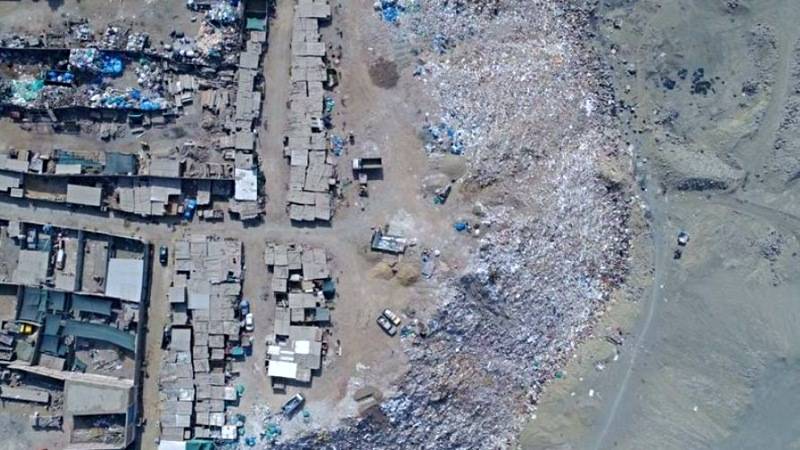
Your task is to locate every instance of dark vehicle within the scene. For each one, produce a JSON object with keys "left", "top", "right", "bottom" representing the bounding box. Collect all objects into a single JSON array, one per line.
[
  {"left": 376, "top": 315, "right": 397, "bottom": 336},
  {"left": 282, "top": 393, "right": 305, "bottom": 417},
  {"left": 161, "top": 325, "right": 171, "bottom": 350},
  {"left": 159, "top": 245, "right": 168, "bottom": 265}
]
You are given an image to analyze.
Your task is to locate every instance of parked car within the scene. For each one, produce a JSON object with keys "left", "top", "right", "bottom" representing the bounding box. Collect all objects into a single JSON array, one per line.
[
  {"left": 239, "top": 299, "right": 251, "bottom": 317},
  {"left": 376, "top": 315, "right": 397, "bottom": 336},
  {"left": 281, "top": 393, "right": 305, "bottom": 417},
  {"left": 161, "top": 325, "right": 171, "bottom": 350},
  {"left": 244, "top": 313, "right": 254, "bottom": 332},
  {"left": 382, "top": 309, "right": 401, "bottom": 326},
  {"left": 159, "top": 245, "right": 168, "bottom": 265}
]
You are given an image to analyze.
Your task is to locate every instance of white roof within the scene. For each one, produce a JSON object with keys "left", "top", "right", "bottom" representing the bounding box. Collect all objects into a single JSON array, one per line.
[
  {"left": 105, "top": 258, "right": 144, "bottom": 303},
  {"left": 159, "top": 442, "right": 186, "bottom": 450},
  {"left": 221, "top": 425, "right": 238, "bottom": 440},
  {"left": 0, "top": 170, "right": 21, "bottom": 192},
  {"left": 234, "top": 168, "right": 258, "bottom": 201},
  {"left": 268, "top": 360, "right": 298, "bottom": 379},
  {"left": 55, "top": 163, "right": 82, "bottom": 175},
  {"left": 294, "top": 340, "right": 311, "bottom": 355},
  {"left": 66, "top": 184, "right": 103, "bottom": 206}
]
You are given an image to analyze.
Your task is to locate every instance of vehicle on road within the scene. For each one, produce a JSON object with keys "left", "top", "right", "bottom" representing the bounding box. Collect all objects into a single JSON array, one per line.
[
  {"left": 159, "top": 245, "right": 168, "bottom": 265},
  {"left": 239, "top": 299, "right": 250, "bottom": 317},
  {"left": 244, "top": 313, "right": 254, "bottom": 332},
  {"left": 376, "top": 315, "right": 397, "bottom": 336}
]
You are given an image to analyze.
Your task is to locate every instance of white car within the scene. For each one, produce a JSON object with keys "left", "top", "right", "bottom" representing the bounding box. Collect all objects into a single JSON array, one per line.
[
  {"left": 244, "top": 313, "right": 254, "bottom": 331},
  {"left": 382, "top": 309, "right": 401, "bottom": 326}
]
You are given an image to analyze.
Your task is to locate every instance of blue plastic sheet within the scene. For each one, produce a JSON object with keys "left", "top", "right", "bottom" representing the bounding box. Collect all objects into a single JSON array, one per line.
[
  {"left": 46, "top": 71, "right": 74, "bottom": 84},
  {"left": 330, "top": 135, "right": 345, "bottom": 156},
  {"left": 100, "top": 55, "right": 124, "bottom": 76},
  {"left": 380, "top": 0, "right": 402, "bottom": 22},
  {"left": 140, "top": 100, "right": 160, "bottom": 111}
]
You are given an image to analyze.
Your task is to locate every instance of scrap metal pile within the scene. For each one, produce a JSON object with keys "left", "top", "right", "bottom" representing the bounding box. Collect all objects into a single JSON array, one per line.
[{"left": 278, "top": 0, "right": 631, "bottom": 448}]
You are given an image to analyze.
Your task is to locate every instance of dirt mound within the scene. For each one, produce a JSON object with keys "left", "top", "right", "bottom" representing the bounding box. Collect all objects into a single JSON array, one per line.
[
  {"left": 395, "top": 263, "right": 420, "bottom": 286},
  {"left": 368, "top": 57, "right": 400, "bottom": 88},
  {"left": 369, "top": 261, "right": 395, "bottom": 280}
]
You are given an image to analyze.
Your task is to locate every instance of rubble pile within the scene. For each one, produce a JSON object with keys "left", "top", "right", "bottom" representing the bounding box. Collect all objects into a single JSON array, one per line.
[{"left": 279, "top": 1, "right": 632, "bottom": 449}]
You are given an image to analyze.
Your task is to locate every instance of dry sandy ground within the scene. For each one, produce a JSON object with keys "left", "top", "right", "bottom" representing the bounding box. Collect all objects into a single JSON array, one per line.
[{"left": 520, "top": 1, "right": 800, "bottom": 449}]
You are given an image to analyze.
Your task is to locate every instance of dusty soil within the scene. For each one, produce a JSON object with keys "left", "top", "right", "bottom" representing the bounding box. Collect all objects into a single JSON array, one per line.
[{"left": 520, "top": 1, "right": 800, "bottom": 449}]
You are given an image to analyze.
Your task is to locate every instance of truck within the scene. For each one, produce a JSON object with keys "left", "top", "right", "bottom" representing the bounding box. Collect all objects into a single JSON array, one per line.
[{"left": 352, "top": 157, "right": 383, "bottom": 172}]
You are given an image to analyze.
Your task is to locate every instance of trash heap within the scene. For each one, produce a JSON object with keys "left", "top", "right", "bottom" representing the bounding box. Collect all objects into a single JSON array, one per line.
[
  {"left": 68, "top": 48, "right": 124, "bottom": 76},
  {"left": 89, "top": 87, "right": 168, "bottom": 110},
  {"left": 373, "top": 0, "right": 419, "bottom": 23},
  {"left": 206, "top": 1, "right": 240, "bottom": 25},
  {"left": 276, "top": 1, "right": 632, "bottom": 449},
  {"left": 9, "top": 79, "right": 45, "bottom": 105},
  {"left": 169, "top": 2, "right": 243, "bottom": 66},
  {"left": 0, "top": 13, "right": 236, "bottom": 68},
  {"left": 0, "top": 52, "right": 170, "bottom": 110}
]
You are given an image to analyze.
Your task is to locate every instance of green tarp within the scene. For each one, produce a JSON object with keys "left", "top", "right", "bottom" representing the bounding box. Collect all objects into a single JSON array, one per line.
[
  {"left": 71, "top": 294, "right": 113, "bottom": 317},
  {"left": 246, "top": 17, "right": 266, "bottom": 31},
  {"left": 63, "top": 320, "right": 135, "bottom": 352},
  {"left": 186, "top": 440, "right": 215, "bottom": 450}
]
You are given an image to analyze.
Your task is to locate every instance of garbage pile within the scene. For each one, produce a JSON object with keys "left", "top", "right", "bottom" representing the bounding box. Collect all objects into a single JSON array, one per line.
[
  {"left": 9, "top": 78, "right": 45, "bottom": 105},
  {"left": 373, "top": 0, "right": 419, "bottom": 23},
  {"left": 206, "top": 1, "right": 240, "bottom": 25},
  {"left": 0, "top": 77, "right": 169, "bottom": 110},
  {"left": 70, "top": 22, "right": 94, "bottom": 42},
  {"left": 135, "top": 60, "right": 165, "bottom": 89},
  {"left": 168, "top": 12, "right": 241, "bottom": 65},
  {"left": 90, "top": 87, "right": 168, "bottom": 110},
  {"left": 276, "top": 1, "right": 632, "bottom": 449},
  {"left": 68, "top": 48, "right": 125, "bottom": 76},
  {"left": 96, "top": 25, "right": 149, "bottom": 52},
  {"left": 126, "top": 32, "right": 150, "bottom": 52}
]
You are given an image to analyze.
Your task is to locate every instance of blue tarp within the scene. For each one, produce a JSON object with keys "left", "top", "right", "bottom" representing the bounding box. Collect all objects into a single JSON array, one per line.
[
  {"left": 100, "top": 55, "right": 124, "bottom": 76},
  {"left": 380, "top": 1, "right": 400, "bottom": 22}
]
